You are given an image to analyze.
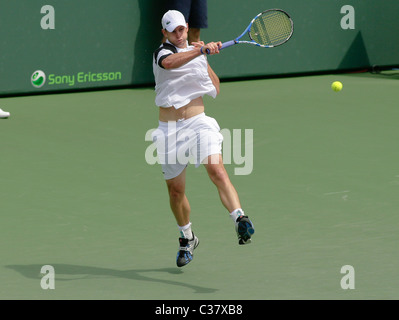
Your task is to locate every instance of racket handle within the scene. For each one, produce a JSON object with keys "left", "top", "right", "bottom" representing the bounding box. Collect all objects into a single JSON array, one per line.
[
  {"left": 220, "top": 40, "right": 236, "bottom": 50},
  {"left": 204, "top": 40, "right": 235, "bottom": 54}
]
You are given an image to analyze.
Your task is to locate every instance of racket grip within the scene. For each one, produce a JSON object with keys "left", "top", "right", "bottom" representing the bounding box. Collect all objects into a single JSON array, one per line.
[
  {"left": 220, "top": 40, "right": 236, "bottom": 50},
  {"left": 203, "top": 42, "right": 230, "bottom": 55},
  {"left": 201, "top": 47, "right": 212, "bottom": 55}
]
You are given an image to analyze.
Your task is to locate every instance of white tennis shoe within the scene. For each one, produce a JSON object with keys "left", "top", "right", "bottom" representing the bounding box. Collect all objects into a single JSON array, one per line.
[
  {"left": 176, "top": 233, "right": 200, "bottom": 267},
  {"left": 0, "top": 108, "right": 10, "bottom": 119}
]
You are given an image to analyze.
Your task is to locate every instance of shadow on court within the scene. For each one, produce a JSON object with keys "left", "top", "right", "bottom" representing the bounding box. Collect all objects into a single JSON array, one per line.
[{"left": 5, "top": 264, "right": 218, "bottom": 294}]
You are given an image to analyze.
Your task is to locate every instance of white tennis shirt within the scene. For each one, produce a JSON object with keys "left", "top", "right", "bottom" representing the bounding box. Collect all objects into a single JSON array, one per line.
[{"left": 153, "top": 40, "right": 217, "bottom": 109}]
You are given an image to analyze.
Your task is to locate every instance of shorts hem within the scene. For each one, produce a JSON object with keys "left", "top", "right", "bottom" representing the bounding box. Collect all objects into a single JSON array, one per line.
[{"left": 163, "top": 165, "right": 187, "bottom": 180}]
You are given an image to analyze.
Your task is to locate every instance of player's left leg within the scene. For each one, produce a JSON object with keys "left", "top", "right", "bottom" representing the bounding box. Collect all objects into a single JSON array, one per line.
[
  {"left": 203, "top": 154, "right": 240, "bottom": 212},
  {"left": 204, "top": 154, "right": 255, "bottom": 244}
]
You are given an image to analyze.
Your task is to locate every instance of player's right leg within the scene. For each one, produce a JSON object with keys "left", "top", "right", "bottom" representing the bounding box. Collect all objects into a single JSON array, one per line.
[
  {"left": 166, "top": 168, "right": 199, "bottom": 267},
  {"left": 166, "top": 168, "right": 190, "bottom": 227}
]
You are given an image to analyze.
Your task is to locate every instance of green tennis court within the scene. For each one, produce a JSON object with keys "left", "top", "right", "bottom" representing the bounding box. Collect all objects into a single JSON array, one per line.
[{"left": 1, "top": 72, "right": 398, "bottom": 299}]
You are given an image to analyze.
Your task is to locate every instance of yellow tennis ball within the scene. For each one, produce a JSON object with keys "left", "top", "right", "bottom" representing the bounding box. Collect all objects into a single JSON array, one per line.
[{"left": 332, "top": 81, "right": 343, "bottom": 92}]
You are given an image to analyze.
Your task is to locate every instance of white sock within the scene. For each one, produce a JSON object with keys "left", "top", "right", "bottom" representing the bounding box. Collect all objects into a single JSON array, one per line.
[
  {"left": 230, "top": 208, "right": 244, "bottom": 222},
  {"left": 178, "top": 222, "right": 193, "bottom": 239}
]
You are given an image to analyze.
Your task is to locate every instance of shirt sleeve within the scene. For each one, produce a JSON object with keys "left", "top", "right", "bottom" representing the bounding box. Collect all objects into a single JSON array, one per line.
[{"left": 154, "top": 48, "right": 174, "bottom": 69}]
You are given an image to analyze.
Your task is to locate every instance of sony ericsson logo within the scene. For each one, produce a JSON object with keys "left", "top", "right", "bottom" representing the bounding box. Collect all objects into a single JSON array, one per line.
[
  {"left": 31, "top": 70, "right": 46, "bottom": 88},
  {"left": 30, "top": 69, "right": 122, "bottom": 88}
]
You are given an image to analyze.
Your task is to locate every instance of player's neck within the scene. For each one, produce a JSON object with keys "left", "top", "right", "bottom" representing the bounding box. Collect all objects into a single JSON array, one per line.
[{"left": 166, "top": 39, "right": 188, "bottom": 49}]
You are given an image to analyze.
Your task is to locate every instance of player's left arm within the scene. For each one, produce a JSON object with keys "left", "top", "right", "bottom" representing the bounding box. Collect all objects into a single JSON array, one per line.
[
  {"left": 207, "top": 63, "right": 220, "bottom": 95},
  {"left": 192, "top": 41, "right": 221, "bottom": 95}
]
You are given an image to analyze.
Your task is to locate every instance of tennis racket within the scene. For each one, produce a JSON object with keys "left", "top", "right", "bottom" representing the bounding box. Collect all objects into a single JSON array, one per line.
[{"left": 208, "top": 9, "right": 293, "bottom": 53}]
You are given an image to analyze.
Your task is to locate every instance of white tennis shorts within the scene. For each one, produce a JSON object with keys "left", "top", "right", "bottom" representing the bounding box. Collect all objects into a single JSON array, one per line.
[{"left": 151, "top": 112, "right": 223, "bottom": 180}]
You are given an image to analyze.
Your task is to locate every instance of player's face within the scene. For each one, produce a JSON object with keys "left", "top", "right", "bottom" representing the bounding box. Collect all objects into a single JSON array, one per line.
[{"left": 164, "top": 25, "right": 188, "bottom": 48}]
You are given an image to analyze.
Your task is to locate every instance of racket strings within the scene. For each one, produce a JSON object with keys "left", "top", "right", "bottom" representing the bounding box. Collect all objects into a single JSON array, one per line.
[{"left": 250, "top": 11, "right": 292, "bottom": 46}]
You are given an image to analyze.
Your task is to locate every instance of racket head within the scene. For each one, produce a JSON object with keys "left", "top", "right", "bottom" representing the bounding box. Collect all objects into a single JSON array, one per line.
[{"left": 248, "top": 9, "right": 293, "bottom": 47}]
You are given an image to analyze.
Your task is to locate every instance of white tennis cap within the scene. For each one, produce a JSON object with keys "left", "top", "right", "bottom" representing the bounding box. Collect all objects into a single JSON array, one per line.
[{"left": 161, "top": 10, "right": 187, "bottom": 32}]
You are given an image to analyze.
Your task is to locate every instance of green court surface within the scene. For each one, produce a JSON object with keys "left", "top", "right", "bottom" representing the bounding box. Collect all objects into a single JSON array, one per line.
[{"left": 1, "top": 73, "right": 398, "bottom": 300}]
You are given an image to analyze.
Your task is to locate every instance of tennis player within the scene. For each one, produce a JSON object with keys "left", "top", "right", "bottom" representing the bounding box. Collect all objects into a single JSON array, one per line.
[{"left": 152, "top": 10, "right": 254, "bottom": 267}]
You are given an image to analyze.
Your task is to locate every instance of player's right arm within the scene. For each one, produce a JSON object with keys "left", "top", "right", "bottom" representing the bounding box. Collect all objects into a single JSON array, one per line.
[
  {"left": 161, "top": 41, "right": 222, "bottom": 70},
  {"left": 161, "top": 49, "right": 202, "bottom": 69}
]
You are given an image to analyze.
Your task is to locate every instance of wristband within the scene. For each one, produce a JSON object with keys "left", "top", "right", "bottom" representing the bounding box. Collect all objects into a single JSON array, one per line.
[{"left": 200, "top": 47, "right": 205, "bottom": 54}]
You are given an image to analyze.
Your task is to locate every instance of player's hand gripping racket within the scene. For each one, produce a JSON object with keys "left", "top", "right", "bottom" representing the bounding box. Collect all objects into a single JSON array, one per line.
[{"left": 207, "top": 9, "right": 293, "bottom": 53}]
